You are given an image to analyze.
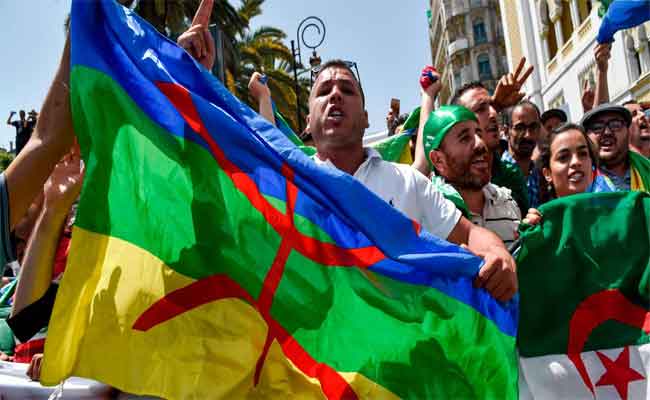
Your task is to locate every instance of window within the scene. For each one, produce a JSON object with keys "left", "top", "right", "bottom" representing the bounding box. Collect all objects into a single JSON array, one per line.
[
  {"left": 473, "top": 19, "right": 487, "bottom": 44},
  {"left": 478, "top": 54, "right": 491, "bottom": 80},
  {"left": 549, "top": 92, "right": 566, "bottom": 110},
  {"left": 454, "top": 70, "right": 462, "bottom": 89}
]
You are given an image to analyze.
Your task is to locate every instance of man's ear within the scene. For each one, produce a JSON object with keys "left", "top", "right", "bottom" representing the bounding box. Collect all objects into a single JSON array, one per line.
[
  {"left": 542, "top": 167, "right": 553, "bottom": 184},
  {"left": 363, "top": 110, "right": 369, "bottom": 129},
  {"left": 306, "top": 114, "right": 311, "bottom": 132},
  {"left": 430, "top": 149, "right": 445, "bottom": 175}
]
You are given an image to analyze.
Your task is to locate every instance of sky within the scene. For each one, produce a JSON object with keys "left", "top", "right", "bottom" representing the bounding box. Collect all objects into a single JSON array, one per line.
[{"left": 0, "top": 0, "right": 431, "bottom": 149}]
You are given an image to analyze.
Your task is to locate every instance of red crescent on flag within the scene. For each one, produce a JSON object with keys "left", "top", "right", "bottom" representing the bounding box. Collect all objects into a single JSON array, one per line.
[{"left": 567, "top": 289, "right": 650, "bottom": 394}]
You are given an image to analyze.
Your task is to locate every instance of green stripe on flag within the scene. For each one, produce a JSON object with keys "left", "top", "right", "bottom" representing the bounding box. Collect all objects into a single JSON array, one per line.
[{"left": 273, "top": 250, "right": 518, "bottom": 399}]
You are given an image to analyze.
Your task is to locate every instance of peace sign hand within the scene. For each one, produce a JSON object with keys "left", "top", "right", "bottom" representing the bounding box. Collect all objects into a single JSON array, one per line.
[
  {"left": 177, "top": 0, "right": 216, "bottom": 70},
  {"left": 491, "top": 57, "right": 534, "bottom": 111}
]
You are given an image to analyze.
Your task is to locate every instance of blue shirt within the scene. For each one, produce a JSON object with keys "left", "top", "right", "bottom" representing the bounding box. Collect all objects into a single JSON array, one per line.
[
  {"left": 599, "top": 166, "right": 631, "bottom": 191},
  {"left": 501, "top": 152, "right": 541, "bottom": 208}
]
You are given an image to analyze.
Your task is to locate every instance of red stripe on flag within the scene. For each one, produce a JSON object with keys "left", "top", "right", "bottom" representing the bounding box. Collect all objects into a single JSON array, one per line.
[
  {"left": 132, "top": 274, "right": 254, "bottom": 331},
  {"left": 156, "top": 82, "right": 385, "bottom": 268}
]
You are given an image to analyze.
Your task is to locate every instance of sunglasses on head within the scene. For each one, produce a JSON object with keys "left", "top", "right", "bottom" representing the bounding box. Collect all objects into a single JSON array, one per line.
[{"left": 311, "top": 61, "right": 363, "bottom": 89}]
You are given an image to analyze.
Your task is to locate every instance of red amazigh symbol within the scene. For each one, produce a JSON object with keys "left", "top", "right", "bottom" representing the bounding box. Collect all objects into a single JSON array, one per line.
[
  {"left": 132, "top": 82, "right": 393, "bottom": 400},
  {"left": 594, "top": 347, "right": 645, "bottom": 400},
  {"left": 567, "top": 289, "right": 650, "bottom": 396}
]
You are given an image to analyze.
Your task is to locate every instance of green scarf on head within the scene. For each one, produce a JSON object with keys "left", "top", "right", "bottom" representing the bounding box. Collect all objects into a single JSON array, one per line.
[{"left": 422, "top": 105, "right": 477, "bottom": 168}]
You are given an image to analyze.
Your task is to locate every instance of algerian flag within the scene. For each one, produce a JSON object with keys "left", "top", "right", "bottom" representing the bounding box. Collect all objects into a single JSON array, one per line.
[{"left": 516, "top": 192, "right": 650, "bottom": 399}]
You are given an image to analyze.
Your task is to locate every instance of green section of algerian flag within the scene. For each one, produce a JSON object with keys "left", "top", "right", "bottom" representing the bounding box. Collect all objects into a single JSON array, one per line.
[
  {"left": 72, "top": 65, "right": 518, "bottom": 399},
  {"left": 517, "top": 192, "right": 650, "bottom": 357},
  {"left": 369, "top": 133, "right": 413, "bottom": 164}
]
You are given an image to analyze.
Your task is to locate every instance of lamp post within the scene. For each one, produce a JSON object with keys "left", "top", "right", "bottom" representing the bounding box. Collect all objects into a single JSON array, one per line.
[{"left": 291, "top": 16, "right": 326, "bottom": 133}]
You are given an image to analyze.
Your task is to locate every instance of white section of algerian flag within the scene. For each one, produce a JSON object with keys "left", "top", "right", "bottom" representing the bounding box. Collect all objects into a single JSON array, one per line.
[{"left": 519, "top": 344, "right": 650, "bottom": 399}]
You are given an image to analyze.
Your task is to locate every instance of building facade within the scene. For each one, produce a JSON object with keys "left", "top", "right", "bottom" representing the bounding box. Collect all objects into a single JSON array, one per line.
[
  {"left": 498, "top": 0, "right": 650, "bottom": 121},
  {"left": 429, "top": 0, "right": 509, "bottom": 104}
]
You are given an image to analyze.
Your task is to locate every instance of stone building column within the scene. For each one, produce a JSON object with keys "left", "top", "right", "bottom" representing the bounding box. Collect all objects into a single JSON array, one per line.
[
  {"left": 635, "top": 25, "right": 650, "bottom": 74},
  {"left": 569, "top": 0, "right": 581, "bottom": 29},
  {"left": 549, "top": 0, "right": 564, "bottom": 47}
]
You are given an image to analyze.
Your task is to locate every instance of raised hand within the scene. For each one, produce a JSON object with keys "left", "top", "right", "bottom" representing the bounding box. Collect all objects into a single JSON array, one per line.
[
  {"left": 177, "top": 0, "right": 216, "bottom": 70},
  {"left": 248, "top": 72, "right": 272, "bottom": 102},
  {"left": 419, "top": 65, "right": 442, "bottom": 99},
  {"left": 594, "top": 43, "right": 611, "bottom": 72},
  {"left": 43, "top": 143, "right": 84, "bottom": 216},
  {"left": 491, "top": 57, "right": 534, "bottom": 110},
  {"left": 581, "top": 80, "right": 595, "bottom": 112}
]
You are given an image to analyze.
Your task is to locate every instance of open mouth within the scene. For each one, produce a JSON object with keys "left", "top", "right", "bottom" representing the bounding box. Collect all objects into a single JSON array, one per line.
[
  {"left": 471, "top": 154, "right": 488, "bottom": 169},
  {"left": 568, "top": 171, "right": 585, "bottom": 184},
  {"left": 327, "top": 107, "right": 345, "bottom": 123},
  {"left": 599, "top": 137, "right": 616, "bottom": 149}
]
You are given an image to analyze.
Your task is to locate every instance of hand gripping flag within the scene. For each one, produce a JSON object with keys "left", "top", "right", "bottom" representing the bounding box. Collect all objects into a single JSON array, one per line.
[
  {"left": 517, "top": 192, "right": 650, "bottom": 400},
  {"left": 40, "top": 1, "right": 518, "bottom": 399}
]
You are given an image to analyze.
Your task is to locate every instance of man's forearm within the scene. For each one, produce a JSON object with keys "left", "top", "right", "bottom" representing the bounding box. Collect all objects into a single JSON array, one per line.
[
  {"left": 12, "top": 207, "right": 67, "bottom": 316},
  {"left": 5, "top": 38, "right": 73, "bottom": 228},
  {"left": 594, "top": 68, "right": 609, "bottom": 107},
  {"left": 258, "top": 97, "right": 276, "bottom": 127},
  {"left": 467, "top": 224, "right": 507, "bottom": 254},
  {"left": 412, "top": 94, "right": 435, "bottom": 176}
]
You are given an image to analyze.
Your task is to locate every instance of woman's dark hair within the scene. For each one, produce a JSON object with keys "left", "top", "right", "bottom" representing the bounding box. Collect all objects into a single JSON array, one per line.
[
  {"left": 539, "top": 123, "right": 599, "bottom": 171},
  {"left": 538, "top": 123, "right": 599, "bottom": 201}
]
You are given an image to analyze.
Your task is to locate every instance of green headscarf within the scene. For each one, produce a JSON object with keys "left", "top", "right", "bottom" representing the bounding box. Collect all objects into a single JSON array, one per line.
[{"left": 422, "top": 105, "right": 477, "bottom": 167}]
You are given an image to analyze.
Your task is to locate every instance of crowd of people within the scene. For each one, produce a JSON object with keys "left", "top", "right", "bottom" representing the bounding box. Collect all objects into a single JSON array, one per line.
[{"left": 0, "top": 0, "right": 648, "bottom": 392}]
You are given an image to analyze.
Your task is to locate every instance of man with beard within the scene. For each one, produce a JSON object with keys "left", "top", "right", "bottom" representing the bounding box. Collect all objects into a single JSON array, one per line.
[
  {"left": 502, "top": 101, "right": 543, "bottom": 207},
  {"left": 424, "top": 106, "right": 520, "bottom": 246},
  {"left": 623, "top": 100, "right": 650, "bottom": 158},
  {"left": 450, "top": 81, "right": 530, "bottom": 215},
  {"left": 581, "top": 104, "right": 650, "bottom": 191}
]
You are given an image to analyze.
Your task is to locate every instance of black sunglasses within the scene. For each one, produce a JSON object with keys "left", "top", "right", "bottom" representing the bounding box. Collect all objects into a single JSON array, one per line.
[{"left": 587, "top": 119, "right": 626, "bottom": 135}]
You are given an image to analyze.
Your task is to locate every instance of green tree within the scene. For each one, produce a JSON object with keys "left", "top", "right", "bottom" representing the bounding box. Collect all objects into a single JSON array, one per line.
[
  {"left": 229, "top": 25, "right": 311, "bottom": 133},
  {"left": 0, "top": 151, "right": 15, "bottom": 172},
  {"left": 129, "top": 0, "right": 309, "bottom": 133}
]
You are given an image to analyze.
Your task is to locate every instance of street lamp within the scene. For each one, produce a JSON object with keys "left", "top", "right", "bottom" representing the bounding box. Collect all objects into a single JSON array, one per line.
[{"left": 291, "top": 16, "right": 326, "bottom": 133}]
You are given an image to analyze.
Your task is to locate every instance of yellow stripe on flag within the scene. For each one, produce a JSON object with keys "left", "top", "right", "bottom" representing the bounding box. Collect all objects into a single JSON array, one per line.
[
  {"left": 42, "top": 227, "right": 398, "bottom": 399},
  {"left": 631, "top": 167, "right": 646, "bottom": 192}
]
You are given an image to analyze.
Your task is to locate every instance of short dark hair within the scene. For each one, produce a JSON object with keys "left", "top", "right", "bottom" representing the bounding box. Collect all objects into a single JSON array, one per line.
[
  {"left": 312, "top": 59, "right": 365, "bottom": 105},
  {"left": 622, "top": 99, "right": 638, "bottom": 107},
  {"left": 509, "top": 100, "right": 541, "bottom": 121},
  {"left": 450, "top": 81, "right": 486, "bottom": 105}
]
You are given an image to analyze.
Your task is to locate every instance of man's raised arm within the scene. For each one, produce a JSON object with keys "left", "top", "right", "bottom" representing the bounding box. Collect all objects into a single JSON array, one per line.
[
  {"left": 4, "top": 36, "right": 74, "bottom": 229},
  {"left": 6, "top": 111, "right": 15, "bottom": 126}
]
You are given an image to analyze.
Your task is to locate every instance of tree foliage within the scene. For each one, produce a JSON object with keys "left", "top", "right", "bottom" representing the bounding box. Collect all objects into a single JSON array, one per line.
[{"left": 128, "top": 0, "right": 310, "bottom": 133}]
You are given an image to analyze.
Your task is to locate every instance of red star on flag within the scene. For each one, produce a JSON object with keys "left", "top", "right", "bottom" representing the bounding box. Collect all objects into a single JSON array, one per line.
[{"left": 595, "top": 347, "right": 645, "bottom": 400}]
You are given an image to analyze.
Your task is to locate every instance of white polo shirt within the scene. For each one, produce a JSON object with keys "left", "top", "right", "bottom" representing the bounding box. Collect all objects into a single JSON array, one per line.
[{"left": 314, "top": 149, "right": 461, "bottom": 240}]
